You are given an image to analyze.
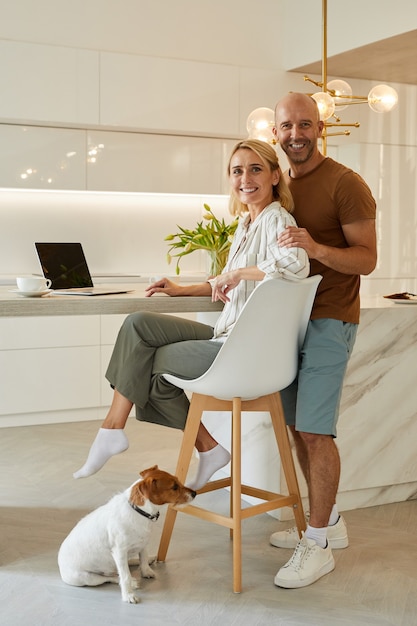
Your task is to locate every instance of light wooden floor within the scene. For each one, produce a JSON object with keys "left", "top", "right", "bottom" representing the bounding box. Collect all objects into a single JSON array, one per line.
[{"left": 1, "top": 419, "right": 416, "bottom": 626}]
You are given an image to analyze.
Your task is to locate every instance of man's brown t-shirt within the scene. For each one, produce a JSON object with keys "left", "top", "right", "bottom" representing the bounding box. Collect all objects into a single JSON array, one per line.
[{"left": 285, "top": 157, "right": 376, "bottom": 324}]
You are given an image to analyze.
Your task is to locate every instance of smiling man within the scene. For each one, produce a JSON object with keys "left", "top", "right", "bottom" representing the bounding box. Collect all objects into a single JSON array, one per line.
[{"left": 270, "top": 92, "right": 377, "bottom": 588}]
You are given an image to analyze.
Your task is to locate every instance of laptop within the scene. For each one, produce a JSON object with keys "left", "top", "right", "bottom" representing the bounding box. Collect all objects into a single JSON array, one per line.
[{"left": 35, "top": 242, "right": 134, "bottom": 296}]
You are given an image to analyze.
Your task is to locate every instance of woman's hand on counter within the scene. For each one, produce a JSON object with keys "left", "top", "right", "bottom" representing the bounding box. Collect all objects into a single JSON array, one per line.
[{"left": 145, "top": 277, "right": 212, "bottom": 297}]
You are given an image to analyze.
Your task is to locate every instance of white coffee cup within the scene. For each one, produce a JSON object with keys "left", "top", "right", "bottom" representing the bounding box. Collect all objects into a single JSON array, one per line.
[{"left": 16, "top": 276, "right": 52, "bottom": 292}]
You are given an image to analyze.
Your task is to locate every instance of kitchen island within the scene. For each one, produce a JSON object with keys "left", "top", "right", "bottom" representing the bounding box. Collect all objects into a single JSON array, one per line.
[{"left": 1, "top": 287, "right": 416, "bottom": 514}]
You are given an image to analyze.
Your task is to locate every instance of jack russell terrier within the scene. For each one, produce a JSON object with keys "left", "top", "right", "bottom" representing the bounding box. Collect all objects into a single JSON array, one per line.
[{"left": 58, "top": 465, "right": 196, "bottom": 603}]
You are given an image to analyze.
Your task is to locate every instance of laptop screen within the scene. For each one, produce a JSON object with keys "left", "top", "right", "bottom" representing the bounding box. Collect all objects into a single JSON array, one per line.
[{"left": 35, "top": 243, "right": 94, "bottom": 289}]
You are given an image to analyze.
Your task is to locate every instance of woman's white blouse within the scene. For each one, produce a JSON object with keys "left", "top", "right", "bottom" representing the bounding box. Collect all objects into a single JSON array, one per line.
[{"left": 211, "top": 201, "right": 309, "bottom": 340}]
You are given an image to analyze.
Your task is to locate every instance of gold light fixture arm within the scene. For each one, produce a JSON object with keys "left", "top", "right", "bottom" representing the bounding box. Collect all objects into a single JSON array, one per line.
[
  {"left": 304, "top": 76, "right": 368, "bottom": 103},
  {"left": 325, "top": 122, "right": 361, "bottom": 128},
  {"left": 303, "top": 76, "right": 323, "bottom": 88},
  {"left": 324, "top": 131, "right": 352, "bottom": 137}
]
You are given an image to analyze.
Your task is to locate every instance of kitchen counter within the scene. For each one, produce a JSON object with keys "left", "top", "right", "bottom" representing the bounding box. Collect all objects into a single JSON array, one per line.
[
  {"left": 0, "top": 282, "right": 223, "bottom": 317},
  {"left": 1, "top": 287, "right": 408, "bottom": 318}
]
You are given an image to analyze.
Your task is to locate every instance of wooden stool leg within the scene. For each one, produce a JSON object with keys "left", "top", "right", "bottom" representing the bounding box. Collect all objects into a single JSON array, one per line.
[
  {"left": 157, "top": 505, "right": 178, "bottom": 562},
  {"left": 231, "top": 397, "right": 242, "bottom": 593},
  {"left": 269, "top": 393, "right": 306, "bottom": 537},
  {"left": 157, "top": 394, "right": 204, "bottom": 562},
  {"left": 174, "top": 394, "right": 207, "bottom": 482}
]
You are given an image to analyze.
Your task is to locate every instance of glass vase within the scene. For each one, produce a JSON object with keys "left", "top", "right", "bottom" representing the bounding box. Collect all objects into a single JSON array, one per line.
[{"left": 206, "top": 249, "right": 229, "bottom": 277}]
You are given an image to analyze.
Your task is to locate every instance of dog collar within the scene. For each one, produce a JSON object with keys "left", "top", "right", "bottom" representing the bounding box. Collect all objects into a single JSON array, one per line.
[{"left": 129, "top": 501, "right": 160, "bottom": 522}]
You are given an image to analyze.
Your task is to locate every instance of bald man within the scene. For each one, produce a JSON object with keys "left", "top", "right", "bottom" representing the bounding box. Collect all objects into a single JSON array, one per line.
[{"left": 271, "top": 93, "right": 377, "bottom": 588}]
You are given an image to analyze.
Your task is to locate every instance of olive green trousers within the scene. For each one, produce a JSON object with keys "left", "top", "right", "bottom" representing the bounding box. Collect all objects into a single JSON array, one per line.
[{"left": 105, "top": 311, "right": 222, "bottom": 430}]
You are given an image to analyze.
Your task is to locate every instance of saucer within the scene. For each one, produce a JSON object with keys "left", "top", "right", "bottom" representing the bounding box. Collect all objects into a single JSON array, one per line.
[
  {"left": 10, "top": 289, "right": 52, "bottom": 298},
  {"left": 392, "top": 298, "right": 417, "bottom": 304}
]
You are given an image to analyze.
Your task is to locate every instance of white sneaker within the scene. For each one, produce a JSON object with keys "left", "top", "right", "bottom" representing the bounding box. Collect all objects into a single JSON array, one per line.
[
  {"left": 270, "top": 514, "right": 348, "bottom": 550},
  {"left": 274, "top": 533, "right": 335, "bottom": 588}
]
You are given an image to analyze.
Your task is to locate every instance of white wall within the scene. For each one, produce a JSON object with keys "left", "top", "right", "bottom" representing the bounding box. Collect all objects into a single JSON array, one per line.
[{"left": 0, "top": 189, "right": 230, "bottom": 278}]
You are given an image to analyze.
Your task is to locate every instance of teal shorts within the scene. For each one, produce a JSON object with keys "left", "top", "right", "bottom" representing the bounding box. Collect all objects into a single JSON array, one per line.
[{"left": 280, "top": 319, "right": 358, "bottom": 437}]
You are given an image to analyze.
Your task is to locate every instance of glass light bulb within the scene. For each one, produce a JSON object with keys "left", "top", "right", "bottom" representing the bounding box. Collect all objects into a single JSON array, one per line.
[
  {"left": 311, "top": 92, "right": 335, "bottom": 120},
  {"left": 246, "top": 107, "right": 275, "bottom": 143},
  {"left": 368, "top": 84, "right": 398, "bottom": 112},
  {"left": 327, "top": 79, "right": 352, "bottom": 111}
]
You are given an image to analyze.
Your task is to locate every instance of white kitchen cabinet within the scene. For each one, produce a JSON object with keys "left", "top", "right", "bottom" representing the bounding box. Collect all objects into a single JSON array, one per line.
[{"left": 0, "top": 316, "right": 104, "bottom": 427}]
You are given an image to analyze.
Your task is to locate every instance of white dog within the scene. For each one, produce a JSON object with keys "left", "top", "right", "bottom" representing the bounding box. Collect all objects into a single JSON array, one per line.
[{"left": 58, "top": 465, "right": 196, "bottom": 603}]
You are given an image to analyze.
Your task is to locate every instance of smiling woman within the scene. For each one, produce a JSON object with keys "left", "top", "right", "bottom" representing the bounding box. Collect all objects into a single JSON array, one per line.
[
  {"left": 72, "top": 138, "right": 309, "bottom": 489},
  {"left": 227, "top": 139, "right": 294, "bottom": 219},
  {"left": 229, "top": 150, "right": 279, "bottom": 215}
]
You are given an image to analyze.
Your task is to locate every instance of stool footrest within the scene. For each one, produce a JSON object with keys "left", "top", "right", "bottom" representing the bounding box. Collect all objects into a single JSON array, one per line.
[
  {"left": 197, "top": 478, "right": 230, "bottom": 494},
  {"left": 174, "top": 493, "right": 299, "bottom": 524},
  {"left": 173, "top": 503, "right": 234, "bottom": 529}
]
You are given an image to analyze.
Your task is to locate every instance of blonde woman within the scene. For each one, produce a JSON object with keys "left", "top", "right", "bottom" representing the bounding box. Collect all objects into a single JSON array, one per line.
[{"left": 73, "top": 139, "right": 309, "bottom": 489}]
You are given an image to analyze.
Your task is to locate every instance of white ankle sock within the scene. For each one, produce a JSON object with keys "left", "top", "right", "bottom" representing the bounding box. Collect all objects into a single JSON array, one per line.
[
  {"left": 328, "top": 504, "right": 339, "bottom": 527},
  {"left": 305, "top": 524, "right": 328, "bottom": 548},
  {"left": 187, "top": 444, "right": 231, "bottom": 491},
  {"left": 73, "top": 428, "right": 129, "bottom": 479}
]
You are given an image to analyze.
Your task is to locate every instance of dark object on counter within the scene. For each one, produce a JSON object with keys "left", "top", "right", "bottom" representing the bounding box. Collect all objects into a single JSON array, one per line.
[{"left": 383, "top": 292, "right": 417, "bottom": 300}]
